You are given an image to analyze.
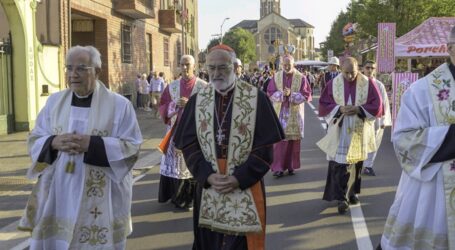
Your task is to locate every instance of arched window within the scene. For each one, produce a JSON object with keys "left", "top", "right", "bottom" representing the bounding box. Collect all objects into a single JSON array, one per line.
[{"left": 263, "top": 26, "right": 282, "bottom": 45}]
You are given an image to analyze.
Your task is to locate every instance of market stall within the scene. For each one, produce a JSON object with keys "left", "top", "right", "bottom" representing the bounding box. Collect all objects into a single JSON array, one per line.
[{"left": 394, "top": 17, "right": 455, "bottom": 74}]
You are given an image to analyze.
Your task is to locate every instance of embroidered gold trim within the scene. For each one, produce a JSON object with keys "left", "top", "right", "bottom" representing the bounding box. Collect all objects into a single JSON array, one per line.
[
  {"left": 273, "top": 71, "right": 304, "bottom": 140},
  {"left": 195, "top": 80, "right": 261, "bottom": 233},
  {"left": 427, "top": 63, "right": 455, "bottom": 248}
]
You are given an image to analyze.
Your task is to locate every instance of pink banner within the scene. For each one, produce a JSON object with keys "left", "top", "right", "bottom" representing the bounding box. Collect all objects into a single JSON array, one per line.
[
  {"left": 392, "top": 72, "right": 419, "bottom": 130},
  {"left": 377, "top": 23, "right": 396, "bottom": 73}
]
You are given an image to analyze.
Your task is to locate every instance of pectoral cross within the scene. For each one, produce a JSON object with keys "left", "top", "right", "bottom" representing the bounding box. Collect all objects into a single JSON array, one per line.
[{"left": 216, "top": 128, "right": 225, "bottom": 145}]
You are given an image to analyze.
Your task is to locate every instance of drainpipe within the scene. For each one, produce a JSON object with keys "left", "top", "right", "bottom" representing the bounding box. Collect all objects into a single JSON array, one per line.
[{"left": 30, "top": 0, "right": 40, "bottom": 115}]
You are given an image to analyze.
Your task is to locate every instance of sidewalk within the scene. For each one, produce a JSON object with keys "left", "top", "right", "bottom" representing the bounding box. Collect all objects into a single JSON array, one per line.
[
  {"left": 0, "top": 108, "right": 167, "bottom": 248},
  {"left": 0, "top": 108, "right": 166, "bottom": 192}
]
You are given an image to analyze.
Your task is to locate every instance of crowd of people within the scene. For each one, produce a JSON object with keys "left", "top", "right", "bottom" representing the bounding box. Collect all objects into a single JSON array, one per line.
[{"left": 18, "top": 25, "right": 455, "bottom": 250}]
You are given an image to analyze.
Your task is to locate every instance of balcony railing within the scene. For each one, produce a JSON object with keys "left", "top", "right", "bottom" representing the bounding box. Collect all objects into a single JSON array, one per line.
[
  {"left": 159, "top": 9, "right": 183, "bottom": 33},
  {"left": 114, "top": 0, "right": 154, "bottom": 19}
]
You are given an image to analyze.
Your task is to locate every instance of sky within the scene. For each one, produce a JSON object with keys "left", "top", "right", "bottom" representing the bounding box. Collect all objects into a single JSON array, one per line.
[{"left": 198, "top": 0, "right": 351, "bottom": 50}]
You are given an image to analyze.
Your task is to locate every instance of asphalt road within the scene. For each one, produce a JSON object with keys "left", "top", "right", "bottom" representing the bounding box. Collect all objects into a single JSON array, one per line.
[
  {"left": 0, "top": 98, "right": 402, "bottom": 250},
  {"left": 126, "top": 97, "right": 401, "bottom": 250}
]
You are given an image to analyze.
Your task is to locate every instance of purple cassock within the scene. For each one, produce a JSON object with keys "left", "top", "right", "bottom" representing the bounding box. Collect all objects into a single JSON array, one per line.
[
  {"left": 158, "top": 76, "right": 198, "bottom": 208},
  {"left": 267, "top": 71, "right": 312, "bottom": 174},
  {"left": 159, "top": 76, "right": 197, "bottom": 125},
  {"left": 319, "top": 77, "right": 383, "bottom": 118}
]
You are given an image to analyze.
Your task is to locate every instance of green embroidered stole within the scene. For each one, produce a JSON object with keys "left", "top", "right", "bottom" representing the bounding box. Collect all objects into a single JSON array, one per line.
[
  {"left": 273, "top": 70, "right": 303, "bottom": 140},
  {"left": 168, "top": 78, "right": 206, "bottom": 126},
  {"left": 427, "top": 63, "right": 455, "bottom": 248},
  {"left": 195, "top": 80, "right": 261, "bottom": 234}
]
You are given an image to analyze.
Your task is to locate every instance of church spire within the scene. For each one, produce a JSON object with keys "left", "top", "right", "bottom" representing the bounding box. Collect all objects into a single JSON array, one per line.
[{"left": 260, "top": 0, "right": 281, "bottom": 18}]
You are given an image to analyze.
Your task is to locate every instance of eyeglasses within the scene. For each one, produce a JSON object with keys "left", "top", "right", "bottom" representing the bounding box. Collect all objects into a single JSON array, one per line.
[
  {"left": 207, "top": 64, "right": 232, "bottom": 72},
  {"left": 64, "top": 65, "right": 95, "bottom": 74}
]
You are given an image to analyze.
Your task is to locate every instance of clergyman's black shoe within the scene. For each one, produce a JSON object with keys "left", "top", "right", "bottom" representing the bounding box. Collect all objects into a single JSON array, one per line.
[
  {"left": 349, "top": 195, "right": 359, "bottom": 205},
  {"left": 337, "top": 201, "right": 349, "bottom": 214},
  {"left": 363, "top": 167, "right": 376, "bottom": 176},
  {"left": 273, "top": 171, "right": 284, "bottom": 177}
]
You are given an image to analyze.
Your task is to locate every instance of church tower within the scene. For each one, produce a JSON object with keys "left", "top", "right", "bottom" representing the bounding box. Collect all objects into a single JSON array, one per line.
[{"left": 260, "top": 0, "right": 281, "bottom": 18}]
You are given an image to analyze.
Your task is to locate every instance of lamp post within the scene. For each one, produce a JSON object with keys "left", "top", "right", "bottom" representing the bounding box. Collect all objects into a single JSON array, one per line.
[{"left": 219, "top": 17, "right": 230, "bottom": 44}]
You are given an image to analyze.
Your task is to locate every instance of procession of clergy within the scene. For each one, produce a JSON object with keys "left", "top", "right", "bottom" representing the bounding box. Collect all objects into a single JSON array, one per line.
[{"left": 19, "top": 25, "right": 455, "bottom": 249}]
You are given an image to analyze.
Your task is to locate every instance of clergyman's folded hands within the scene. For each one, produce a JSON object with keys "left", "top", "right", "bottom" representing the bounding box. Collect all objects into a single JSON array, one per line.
[
  {"left": 207, "top": 173, "right": 239, "bottom": 194},
  {"left": 51, "top": 133, "right": 90, "bottom": 155}
]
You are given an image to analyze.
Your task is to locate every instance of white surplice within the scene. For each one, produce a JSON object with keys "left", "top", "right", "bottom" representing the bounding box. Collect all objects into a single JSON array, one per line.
[
  {"left": 364, "top": 79, "right": 392, "bottom": 168},
  {"left": 19, "top": 82, "right": 143, "bottom": 250},
  {"left": 381, "top": 63, "right": 455, "bottom": 249}
]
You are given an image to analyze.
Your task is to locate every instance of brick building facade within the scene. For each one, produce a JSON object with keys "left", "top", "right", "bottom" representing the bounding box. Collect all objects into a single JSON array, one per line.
[{"left": 0, "top": 0, "right": 199, "bottom": 134}]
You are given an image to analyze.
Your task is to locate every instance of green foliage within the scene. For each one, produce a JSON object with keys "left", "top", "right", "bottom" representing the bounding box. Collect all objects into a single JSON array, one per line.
[
  {"left": 222, "top": 28, "right": 257, "bottom": 65},
  {"left": 323, "top": 0, "right": 455, "bottom": 60},
  {"left": 321, "top": 11, "right": 350, "bottom": 61},
  {"left": 207, "top": 38, "right": 221, "bottom": 51}
]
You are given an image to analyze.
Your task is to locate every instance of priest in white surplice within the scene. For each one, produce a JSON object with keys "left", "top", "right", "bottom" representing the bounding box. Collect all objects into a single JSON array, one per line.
[
  {"left": 362, "top": 60, "right": 392, "bottom": 176},
  {"left": 318, "top": 57, "right": 383, "bottom": 214},
  {"left": 379, "top": 26, "right": 455, "bottom": 250},
  {"left": 18, "top": 46, "right": 142, "bottom": 250}
]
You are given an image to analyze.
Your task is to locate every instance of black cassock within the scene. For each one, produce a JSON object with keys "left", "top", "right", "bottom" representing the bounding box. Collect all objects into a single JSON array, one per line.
[{"left": 174, "top": 87, "right": 284, "bottom": 250}]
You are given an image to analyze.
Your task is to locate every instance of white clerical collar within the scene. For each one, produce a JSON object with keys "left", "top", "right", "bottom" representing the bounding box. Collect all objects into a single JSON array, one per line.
[{"left": 74, "top": 91, "right": 93, "bottom": 99}]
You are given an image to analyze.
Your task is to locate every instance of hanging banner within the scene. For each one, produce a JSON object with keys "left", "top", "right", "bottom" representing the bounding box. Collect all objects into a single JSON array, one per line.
[
  {"left": 377, "top": 23, "right": 396, "bottom": 73},
  {"left": 392, "top": 72, "right": 419, "bottom": 130}
]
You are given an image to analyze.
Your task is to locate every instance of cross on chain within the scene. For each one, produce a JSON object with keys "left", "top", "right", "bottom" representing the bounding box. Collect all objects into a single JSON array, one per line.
[
  {"left": 400, "top": 150, "right": 412, "bottom": 164},
  {"left": 216, "top": 128, "right": 225, "bottom": 145},
  {"left": 90, "top": 207, "right": 102, "bottom": 219}
]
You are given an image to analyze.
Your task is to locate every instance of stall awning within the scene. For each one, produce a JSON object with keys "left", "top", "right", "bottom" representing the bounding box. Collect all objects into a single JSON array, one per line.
[{"left": 395, "top": 17, "right": 455, "bottom": 57}]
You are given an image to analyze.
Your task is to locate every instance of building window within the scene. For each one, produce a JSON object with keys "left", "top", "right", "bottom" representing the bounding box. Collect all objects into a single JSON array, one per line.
[
  {"left": 164, "top": 37, "right": 170, "bottom": 66},
  {"left": 263, "top": 26, "right": 282, "bottom": 45},
  {"left": 191, "top": 15, "right": 195, "bottom": 37},
  {"left": 177, "top": 39, "right": 182, "bottom": 62},
  {"left": 141, "top": 0, "right": 154, "bottom": 8},
  {"left": 121, "top": 24, "right": 132, "bottom": 63},
  {"left": 146, "top": 33, "right": 153, "bottom": 71}
]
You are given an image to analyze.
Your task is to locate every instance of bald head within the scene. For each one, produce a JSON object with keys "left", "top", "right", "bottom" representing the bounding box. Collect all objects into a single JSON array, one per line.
[
  {"left": 341, "top": 57, "right": 359, "bottom": 82},
  {"left": 282, "top": 55, "right": 295, "bottom": 74}
]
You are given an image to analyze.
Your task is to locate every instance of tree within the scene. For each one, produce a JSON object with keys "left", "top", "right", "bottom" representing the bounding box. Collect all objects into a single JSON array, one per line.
[
  {"left": 353, "top": 0, "right": 455, "bottom": 38},
  {"left": 206, "top": 38, "right": 220, "bottom": 52},
  {"left": 322, "top": 0, "right": 455, "bottom": 60},
  {"left": 321, "top": 11, "right": 350, "bottom": 61},
  {"left": 221, "top": 28, "right": 256, "bottom": 65}
]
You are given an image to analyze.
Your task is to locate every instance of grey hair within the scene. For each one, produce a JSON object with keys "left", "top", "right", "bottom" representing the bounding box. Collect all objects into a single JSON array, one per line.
[
  {"left": 181, "top": 55, "right": 195, "bottom": 65},
  {"left": 66, "top": 45, "right": 102, "bottom": 68},
  {"left": 207, "top": 49, "right": 237, "bottom": 64}
]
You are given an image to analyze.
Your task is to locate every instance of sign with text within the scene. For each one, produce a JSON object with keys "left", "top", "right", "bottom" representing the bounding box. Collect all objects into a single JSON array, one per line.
[
  {"left": 377, "top": 23, "right": 396, "bottom": 73},
  {"left": 395, "top": 43, "right": 449, "bottom": 57}
]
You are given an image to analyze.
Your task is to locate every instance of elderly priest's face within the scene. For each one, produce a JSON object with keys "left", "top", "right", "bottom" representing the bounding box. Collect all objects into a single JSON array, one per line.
[
  {"left": 206, "top": 49, "right": 236, "bottom": 92},
  {"left": 65, "top": 51, "right": 98, "bottom": 96}
]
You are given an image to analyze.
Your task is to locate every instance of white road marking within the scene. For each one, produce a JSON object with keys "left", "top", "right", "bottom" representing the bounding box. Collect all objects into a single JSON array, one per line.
[
  {"left": 310, "top": 98, "right": 373, "bottom": 250},
  {"left": 9, "top": 239, "right": 29, "bottom": 250},
  {"left": 350, "top": 204, "right": 374, "bottom": 250}
]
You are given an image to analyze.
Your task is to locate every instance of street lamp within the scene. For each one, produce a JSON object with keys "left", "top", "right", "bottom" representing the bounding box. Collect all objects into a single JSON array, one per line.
[{"left": 220, "top": 17, "right": 230, "bottom": 44}]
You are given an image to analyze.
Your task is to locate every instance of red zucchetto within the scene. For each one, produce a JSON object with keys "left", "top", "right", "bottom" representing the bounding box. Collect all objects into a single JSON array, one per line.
[{"left": 209, "top": 44, "right": 234, "bottom": 53}]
